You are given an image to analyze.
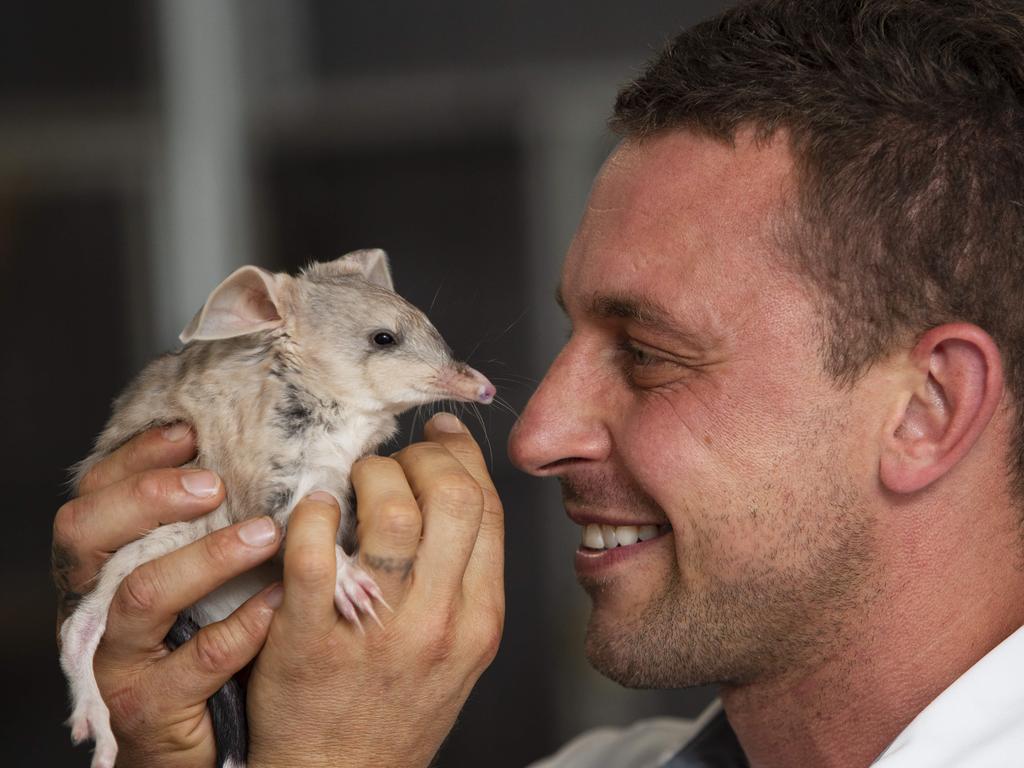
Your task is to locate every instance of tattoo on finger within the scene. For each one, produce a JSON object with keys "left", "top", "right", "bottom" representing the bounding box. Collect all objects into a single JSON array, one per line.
[
  {"left": 361, "top": 552, "right": 414, "bottom": 580},
  {"left": 51, "top": 542, "right": 85, "bottom": 629}
]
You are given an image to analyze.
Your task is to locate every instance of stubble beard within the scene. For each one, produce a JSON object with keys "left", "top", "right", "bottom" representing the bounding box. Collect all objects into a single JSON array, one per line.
[{"left": 579, "top": 467, "right": 877, "bottom": 690}]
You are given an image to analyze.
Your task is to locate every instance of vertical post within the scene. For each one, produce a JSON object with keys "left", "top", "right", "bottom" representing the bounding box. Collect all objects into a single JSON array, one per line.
[{"left": 151, "top": 0, "right": 250, "bottom": 348}]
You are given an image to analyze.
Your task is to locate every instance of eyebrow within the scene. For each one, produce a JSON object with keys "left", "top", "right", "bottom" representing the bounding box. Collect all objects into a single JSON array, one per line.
[{"left": 555, "top": 283, "right": 711, "bottom": 348}]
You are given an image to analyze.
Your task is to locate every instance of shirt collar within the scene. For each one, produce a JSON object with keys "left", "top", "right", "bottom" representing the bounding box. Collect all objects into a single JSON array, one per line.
[{"left": 871, "top": 622, "right": 1024, "bottom": 766}]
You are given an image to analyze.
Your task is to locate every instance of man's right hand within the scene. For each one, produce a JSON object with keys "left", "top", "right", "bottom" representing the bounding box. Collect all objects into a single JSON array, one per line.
[{"left": 51, "top": 424, "right": 283, "bottom": 767}]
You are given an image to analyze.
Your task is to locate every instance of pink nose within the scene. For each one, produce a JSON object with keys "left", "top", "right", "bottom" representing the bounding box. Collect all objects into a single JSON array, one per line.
[{"left": 441, "top": 364, "right": 496, "bottom": 404}]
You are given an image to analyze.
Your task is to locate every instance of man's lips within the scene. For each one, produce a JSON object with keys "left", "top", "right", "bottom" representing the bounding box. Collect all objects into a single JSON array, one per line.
[{"left": 573, "top": 522, "right": 673, "bottom": 577}]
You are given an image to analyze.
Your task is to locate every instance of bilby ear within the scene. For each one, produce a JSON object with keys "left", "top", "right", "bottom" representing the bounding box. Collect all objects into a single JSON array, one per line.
[
  {"left": 330, "top": 248, "right": 394, "bottom": 292},
  {"left": 179, "top": 266, "right": 285, "bottom": 344}
]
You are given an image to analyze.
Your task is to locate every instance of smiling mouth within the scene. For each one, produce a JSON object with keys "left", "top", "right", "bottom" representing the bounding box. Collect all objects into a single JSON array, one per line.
[{"left": 579, "top": 522, "right": 672, "bottom": 551}]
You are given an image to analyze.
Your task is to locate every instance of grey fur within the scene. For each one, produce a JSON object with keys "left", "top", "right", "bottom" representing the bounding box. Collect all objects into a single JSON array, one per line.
[{"left": 59, "top": 249, "right": 495, "bottom": 768}]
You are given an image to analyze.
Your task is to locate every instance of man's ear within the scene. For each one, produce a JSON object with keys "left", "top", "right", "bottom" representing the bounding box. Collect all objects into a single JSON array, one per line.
[
  {"left": 179, "top": 266, "right": 285, "bottom": 343},
  {"left": 879, "top": 324, "right": 1004, "bottom": 494}
]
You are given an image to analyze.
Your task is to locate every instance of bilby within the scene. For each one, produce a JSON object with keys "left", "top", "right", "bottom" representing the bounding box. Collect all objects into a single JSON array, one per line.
[{"left": 59, "top": 249, "right": 495, "bottom": 768}]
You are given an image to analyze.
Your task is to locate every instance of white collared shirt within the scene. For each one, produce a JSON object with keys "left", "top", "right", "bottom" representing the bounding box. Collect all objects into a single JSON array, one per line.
[
  {"left": 533, "top": 623, "right": 1024, "bottom": 767},
  {"left": 872, "top": 623, "right": 1024, "bottom": 766}
]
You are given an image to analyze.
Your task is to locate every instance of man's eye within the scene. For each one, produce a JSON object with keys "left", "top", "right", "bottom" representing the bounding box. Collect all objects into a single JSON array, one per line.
[
  {"left": 616, "top": 339, "right": 687, "bottom": 389},
  {"left": 619, "top": 341, "right": 660, "bottom": 368},
  {"left": 628, "top": 344, "right": 656, "bottom": 367}
]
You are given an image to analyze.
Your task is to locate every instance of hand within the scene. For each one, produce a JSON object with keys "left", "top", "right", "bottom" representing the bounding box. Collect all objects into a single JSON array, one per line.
[
  {"left": 246, "top": 413, "right": 505, "bottom": 768},
  {"left": 52, "top": 425, "right": 284, "bottom": 767}
]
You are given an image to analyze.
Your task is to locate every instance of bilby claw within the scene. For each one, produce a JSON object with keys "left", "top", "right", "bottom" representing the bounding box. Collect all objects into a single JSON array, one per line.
[
  {"left": 67, "top": 695, "right": 117, "bottom": 768},
  {"left": 335, "top": 546, "right": 388, "bottom": 629}
]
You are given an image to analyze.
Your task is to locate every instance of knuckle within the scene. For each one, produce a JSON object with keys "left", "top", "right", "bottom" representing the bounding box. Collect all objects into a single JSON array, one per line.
[
  {"left": 132, "top": 470, "right": 167, "bottom": 505},
  {"left": 200, "top": 528, "right": 238, "bottom": 566},
  {"left": 291, "top": 546, "right": 336, "bottom": 586},
  {"left": 375, "top": 499, "right": 421, "bottom": 543},
  {"left": 418, "top": 607, "right": 459, "bottom": 665},
  {"left": 232, "top": 605, "right": 270, "bottom": 647},
  {"left": 116, "top": 566, "right": 161, "bottom": 618},
  {"left": 52, "top": 500, "right": 84, "bottom": 549},
  {"left": 475, "top": 610, "right": 504, "bottom": 666},
  {"left": 394, "top": 441, "right": 436, "bottom": 464},
  {"left": 428, "top": 473, "right": 484, "bottom": 512},
  {"left": 192, "top": 625, "right": 235, "bottom": 674}
]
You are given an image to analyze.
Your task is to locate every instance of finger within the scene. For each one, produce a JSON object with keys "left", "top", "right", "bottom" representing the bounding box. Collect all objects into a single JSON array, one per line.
[
  {"left": 391, "top": 439, "right": 484, "bottom": 602},
  {"left": 103, "top": 517, "right": 282, "bottom": 658},
  {"left": 53, "top": 467, "right": 226, "bottom": 596},
  {"left": 351, "top": 456, "right": 422, "bottom": 607},
  {"left": 423, "top": 413, "right": 505, "bottom": 604},
  {"left": 152, "top": 582, "right": 282, "bottom": 705},
  {"left": 278, "top": 493, "right": 340, "bottom": 637},
  {"left": 77, "top": 423, "right": 197, "bottom": 497}
]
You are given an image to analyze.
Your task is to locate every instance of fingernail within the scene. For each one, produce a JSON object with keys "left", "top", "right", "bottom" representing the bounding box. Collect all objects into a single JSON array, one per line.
[
  {"left": 239, "top": 516, "right": 277, "bottom": 547},
  {"left": 264, "top": 583, "right": 284, "bottom": 609},
  {"left": 180, "top": 469, "right": 219, "bottom": 498},
  {"left": 307, "top": 490, "right": 337, "bottom": 506},
  {"left": 163, "top": 422, "right": 191, "bottom": 442},
  {"left": 430, "top": 412, "right": 465, "bottom": 433}
]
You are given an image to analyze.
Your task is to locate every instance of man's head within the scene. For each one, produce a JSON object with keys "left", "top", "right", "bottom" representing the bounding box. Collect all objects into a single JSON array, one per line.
[
  {"left": 612, "top": 0, "right": 1024, "bottom": 499},
  {"left": 509, "top": 0, "right": 1024, "bottom": 690}
]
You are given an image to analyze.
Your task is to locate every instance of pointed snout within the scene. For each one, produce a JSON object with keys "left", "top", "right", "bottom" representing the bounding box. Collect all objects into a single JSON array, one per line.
[{"left": 439, "top": 363, "right": 496, "bottom": 404}]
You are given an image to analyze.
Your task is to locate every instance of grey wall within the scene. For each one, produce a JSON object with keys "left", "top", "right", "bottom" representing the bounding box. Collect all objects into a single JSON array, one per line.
[{"left": 3, "top": 2, "right": 736, "bottom": 765}]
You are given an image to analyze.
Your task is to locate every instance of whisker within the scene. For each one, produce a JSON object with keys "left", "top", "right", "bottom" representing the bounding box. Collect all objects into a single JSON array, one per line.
[
  {"left": 410, "top": 404, "right": 424, "bottom": 445},
  {"left": 498, "top": 307, "right": 529, "bottom": 337},
  {"left": 428, "top": 279, "right": 446, "bottom": 315},
  {"left": 465, "top": 335, "right": 487, "bottom": 365},
  {"left": 490, "top": 395, "right": 521, "bottom": 420},
  {"left": 469, "top": 401, "right": 494, "bottom": 468},
  {"left": 486, "top": 376, "right": 536, "bottom": 390}
]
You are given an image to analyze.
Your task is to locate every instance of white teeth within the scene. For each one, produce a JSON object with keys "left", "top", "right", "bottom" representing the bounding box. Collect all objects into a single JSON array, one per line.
[
  {"left": 637, "top": 524, "right": 659, "bottom": 542},
  {"left": 581, "top": 522, "right": 663, "bottom": 550},
  {"left": 616, "top": 525, "right": 639, "bottom": 546},
  {"left": 583, "top": 524, "right": 605, "bottom": 549}
]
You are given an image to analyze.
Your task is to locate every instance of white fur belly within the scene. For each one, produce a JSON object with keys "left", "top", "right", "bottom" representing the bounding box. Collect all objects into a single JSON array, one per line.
[{"left": 191, "top": 560, "right": 283, "bottom": 625}]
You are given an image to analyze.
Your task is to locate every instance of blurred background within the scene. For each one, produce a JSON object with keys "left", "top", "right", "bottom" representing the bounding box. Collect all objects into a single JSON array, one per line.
[{"left": 3, "top": 1, "right": 735, "bottom": 765}]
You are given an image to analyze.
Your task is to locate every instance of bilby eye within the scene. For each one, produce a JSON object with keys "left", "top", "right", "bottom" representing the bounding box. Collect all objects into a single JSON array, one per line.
[{"left": 372, "top": 331, "right": 397, "bottom": 347}]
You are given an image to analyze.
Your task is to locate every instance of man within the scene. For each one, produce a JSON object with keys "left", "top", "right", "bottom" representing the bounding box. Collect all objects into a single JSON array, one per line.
[{"left": 53, "top": 0, "right": 1024, "bottom": 765}]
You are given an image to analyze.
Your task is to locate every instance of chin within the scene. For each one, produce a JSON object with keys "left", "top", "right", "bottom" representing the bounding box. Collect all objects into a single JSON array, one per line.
[
  {"left": 580, "top": 578, "right": 753, "bottom": 690},
  {"left": 582, "top": 595, "right": 707, "bottom": 689}
]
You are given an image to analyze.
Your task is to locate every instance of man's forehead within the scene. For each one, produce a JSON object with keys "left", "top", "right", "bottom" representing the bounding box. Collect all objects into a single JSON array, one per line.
[
  {"left": 598, "top": 130, "right": 795, "bottom": 222},
  {"left": 560, "top": 129, "right": 799, "bottom": 336}
]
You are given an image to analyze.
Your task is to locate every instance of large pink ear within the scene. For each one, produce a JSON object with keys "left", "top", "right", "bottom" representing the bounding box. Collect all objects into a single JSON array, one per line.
[
  {"left": 328, "top": 248, "right": 394, "bottom": 291},
  {"left": 179, "top": 266, "right": 285, "bottom": 343}
]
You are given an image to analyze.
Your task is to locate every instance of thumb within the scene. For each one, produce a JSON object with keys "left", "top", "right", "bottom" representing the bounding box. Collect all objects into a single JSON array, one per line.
[{"left": 153, "top": 582, "right": 282, "bottom": 705}]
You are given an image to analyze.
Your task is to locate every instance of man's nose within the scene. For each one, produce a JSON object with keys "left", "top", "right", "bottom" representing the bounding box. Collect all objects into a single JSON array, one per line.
[{"left": 508, "top": 342, "right": 611, "bottom": 476}]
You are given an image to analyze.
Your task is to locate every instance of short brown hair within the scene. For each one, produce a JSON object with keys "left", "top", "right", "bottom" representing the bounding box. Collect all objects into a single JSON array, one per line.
[{"left": 612, "top": 0, "right": 1024, "bottom": 505}]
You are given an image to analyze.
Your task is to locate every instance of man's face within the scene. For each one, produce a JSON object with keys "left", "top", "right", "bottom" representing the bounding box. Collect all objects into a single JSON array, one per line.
[{"left": 508, "top": 130, "right": 881, "bottom": 689}]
